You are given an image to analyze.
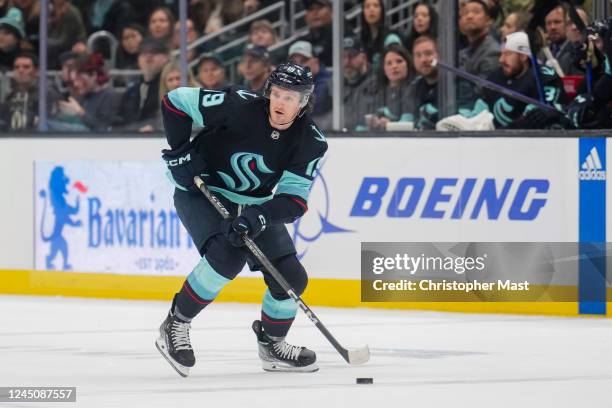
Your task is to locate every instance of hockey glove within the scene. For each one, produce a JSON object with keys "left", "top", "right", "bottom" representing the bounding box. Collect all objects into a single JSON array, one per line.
[
  {"left": 512, "top": 108, "right": 570, "bottom": 130},
  {"left": 567, "top": 94, "right": 598, "bottom": 129},
  {"left": 162, "top": 142, "right": 207, "bottom": 192},
  {"left": 221, "top": 205, "right": 269, "bottom": 247}
]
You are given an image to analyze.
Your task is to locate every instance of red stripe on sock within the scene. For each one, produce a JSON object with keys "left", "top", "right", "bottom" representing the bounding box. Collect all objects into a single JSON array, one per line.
[
  {"left": 183, "top": 282, "right": 212, "bottom": 305},
  {"left": 290, "top": 197, "right": 308, "bottom": 212},
  {"left": 261, "top": 312, "right": 295, "bottom": 325},
  {"left": 163, "top": 96, "right": 188, "bottom": 117}
]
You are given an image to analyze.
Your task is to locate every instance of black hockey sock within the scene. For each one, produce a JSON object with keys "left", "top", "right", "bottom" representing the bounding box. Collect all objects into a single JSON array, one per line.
[
  {"left": 173, "top": 280, "right": 213, "bottom": 322},
  {"left": 261, "top": 311, "right": 295, "bottom": 338}
]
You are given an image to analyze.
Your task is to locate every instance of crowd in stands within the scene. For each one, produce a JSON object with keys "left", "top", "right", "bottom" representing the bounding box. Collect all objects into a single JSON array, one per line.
[{"left": 0, "top": 0, "right": 610, "bottom": 132}]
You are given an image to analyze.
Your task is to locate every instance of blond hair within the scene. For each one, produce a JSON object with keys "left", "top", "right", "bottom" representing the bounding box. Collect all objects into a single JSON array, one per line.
[{"left": 159, "top": 59, "right": 197, "bottom": 101}]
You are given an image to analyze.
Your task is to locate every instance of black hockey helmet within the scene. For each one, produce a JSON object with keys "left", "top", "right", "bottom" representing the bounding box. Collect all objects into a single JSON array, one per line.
[{"left": 264, "top": 62, "right": 315, "bottom": 111}]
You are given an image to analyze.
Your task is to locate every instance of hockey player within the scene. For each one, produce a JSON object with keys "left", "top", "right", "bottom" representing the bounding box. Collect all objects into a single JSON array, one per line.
[{"left": 155, "top": 63, "right": 327, "bottom": 376}]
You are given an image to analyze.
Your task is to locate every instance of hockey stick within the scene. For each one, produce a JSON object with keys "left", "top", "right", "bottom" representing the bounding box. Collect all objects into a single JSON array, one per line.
[
  {"left": 193, "top": 176, "right": 370, "bottom": 365},
  {"left": 431, "top": 59, "right": 564, "bottom": 113},
  {"left": 564, "top": 0, "right": 593, "bottom": 92}
]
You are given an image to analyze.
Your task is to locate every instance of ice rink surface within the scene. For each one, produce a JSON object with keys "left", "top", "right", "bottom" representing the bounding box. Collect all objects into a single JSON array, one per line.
[{"left": 0, "top": 295, "right": 610, "bottom": 408}]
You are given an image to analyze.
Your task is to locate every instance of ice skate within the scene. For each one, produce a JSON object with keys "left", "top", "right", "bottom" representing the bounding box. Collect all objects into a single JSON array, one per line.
[
  {"left": 252, "top": 320, "right": 318, "bottom": 373},
  {"left": 155, "top": 301, "right": 195, "bottom": 377}
]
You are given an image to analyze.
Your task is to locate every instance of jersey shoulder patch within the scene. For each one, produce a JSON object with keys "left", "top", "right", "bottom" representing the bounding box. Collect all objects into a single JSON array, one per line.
[{"left": 307, "top": 122, "right": 328, "bottom": 144}]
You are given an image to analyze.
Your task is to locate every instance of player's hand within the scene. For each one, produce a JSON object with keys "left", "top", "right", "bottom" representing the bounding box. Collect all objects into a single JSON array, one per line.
[
  {"left": 221, "top": 205, "right": 269, "bottom": 247},
  {"left": 161, "top": 142, "right": 207, "bottom": 192},
  {"left": 567, "top": 94, "right": 595, "bottom": 129}
]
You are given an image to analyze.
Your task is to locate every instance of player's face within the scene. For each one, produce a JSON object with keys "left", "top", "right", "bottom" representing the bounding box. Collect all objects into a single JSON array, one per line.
[
  {"left": 545, "top": 7, "right": 567, "bottom": 43},
  {"left": 413, "top": 4, "right": 431, "bottom": 34},
  {"left": 413, "top": 40, "right": 438, "bottom": 77},
  {"left": 268, "top": 85, "right": 302, "bottom": 127},
  {"left": 499, "top": 49, "right": 526, "bottom": 77}
]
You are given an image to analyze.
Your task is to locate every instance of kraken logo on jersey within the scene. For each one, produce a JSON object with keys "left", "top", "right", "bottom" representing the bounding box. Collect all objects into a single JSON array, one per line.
[
  {"left": 493, "top": 97, "right": 514, "bottom": 127},
  {"left": 217, "top": 152, "right": 274, "bottom": 192}
]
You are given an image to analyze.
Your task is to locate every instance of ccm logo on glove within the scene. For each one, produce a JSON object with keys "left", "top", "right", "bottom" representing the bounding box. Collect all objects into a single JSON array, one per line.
[{"left": 166, "top": 153, "right": 192, "bottom": 167}]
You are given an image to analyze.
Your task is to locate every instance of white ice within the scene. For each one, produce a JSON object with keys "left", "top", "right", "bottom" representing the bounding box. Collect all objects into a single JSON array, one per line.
[{"left": 0, "top": 295, "right": 610, "bottom": 408}]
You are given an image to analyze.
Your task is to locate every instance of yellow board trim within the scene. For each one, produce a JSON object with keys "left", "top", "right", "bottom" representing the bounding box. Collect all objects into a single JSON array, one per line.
[{"left": 1, "top": 269, "right": 610, "bottom": 317}]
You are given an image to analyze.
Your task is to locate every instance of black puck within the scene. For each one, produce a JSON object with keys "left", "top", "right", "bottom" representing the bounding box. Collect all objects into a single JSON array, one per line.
[{"left": 356, "top": 377, "right": 373, "bottom": 384}]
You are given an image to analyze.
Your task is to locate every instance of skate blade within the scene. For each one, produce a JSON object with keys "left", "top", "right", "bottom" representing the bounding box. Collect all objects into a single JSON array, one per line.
[
  {"left": 155, "top": 337, "right": 191, "bottom": 377},
  {"left": 262, "top": 360, "right": 319, "bottom": 373}
]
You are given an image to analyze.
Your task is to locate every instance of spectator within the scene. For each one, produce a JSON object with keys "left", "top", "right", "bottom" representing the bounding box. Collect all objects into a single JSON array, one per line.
[
  {"left": 288, "top": 40, "right": 331, "bottom": 117},
  {"left": 363, "top": 43, "right": 414, "bottom": 131},
  {"left": 54, "top": 53, "right": 120, "bottom": 131},
  {"left": 116, "top": 37, "right": 170, "bottom": 128},
  {"left": 405, "top": 1, "right": 438, "bottom": 53},
  {"left": 189, "top": 0, "right": 243, "bottom": 35},
  {"left": 457, "top": 0, "right": 500, "bottom": 110},
  {"left": 137, "top": 59, "right": 197, "bottom": 133},
  {"left": 500, "top": 10, "right": 531, "bottom": 41},
  {"left": 406, "top": 35, "right": 439, "bottom": 130},
  {"left": 196, "top": 53, "right": 226, "bottom": 90},
  {"left": 12, "top": 0, "right": 38, "bottom": 49},
  {"left": 300, "top": 0, "right": 333, "bottom": 67},
  {"left": 148, "top": 7, "right": 174, "bottom": 47},
  {"left": 242, "top": 0, "right": 261, "bottom": 17},
  {"left": 158, "top": 60, "right": 196, "bottom": 102},
  {"left": 566, "top": 7, "right": 589, "bottom": 45},
  {"left": 116, "top": 23, "right": 145, "bottom": 70},
  {"left": 541, "top": 5, "right": 575, "bottom": 75},
  {"left": 360, "top": 0, "right": 403, "bottom": 70},
  {"left": 239, "top": 43, "right": 271, "bottom": 93},
  {"left": 75, "top": 0, "right": 138, "bottom": 38},
  {"left": 483, "top": 0, "right": 504, "bottom": 41},
  {"left": 249, "top": 19, "right": 286, "bottom": 65},
  {"left": 249, "top": 19, "right": 277, "bottom": 48},
  {"left": 171, "top": 18, "right": 199, "bottom": 62},
  {"left": 48, "top": 0, "right": 86, "bottom": 69},
  {"left": 340, "top": 35, "right": 375, "bottom": 131},
  {"left": 448, "top": 32, "right": 567, "bottom": 130},
  {"left": 0, "top": 52, "right": 58, "bottom": 131},
  {"left": 0, "top": 7, "right": 26, "bottom": 71},
  {"left": 54, "top": 50, "right": 79, "bottom": 99}
]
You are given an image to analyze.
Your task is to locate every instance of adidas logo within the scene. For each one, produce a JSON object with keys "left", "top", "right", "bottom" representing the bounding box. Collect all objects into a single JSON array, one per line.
[{"left": 579, "top": 147, "right": 606, "bottom": 181}]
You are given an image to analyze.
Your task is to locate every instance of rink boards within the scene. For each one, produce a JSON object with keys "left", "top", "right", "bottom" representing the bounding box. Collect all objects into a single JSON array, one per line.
[{"left": 0, "top": 135, "right": 609, "bottom": 316}]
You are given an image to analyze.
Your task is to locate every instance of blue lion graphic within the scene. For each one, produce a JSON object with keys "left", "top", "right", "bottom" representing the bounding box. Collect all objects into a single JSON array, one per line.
[{"left": 39, "top": 166, "right": 82, "bottom": 270}]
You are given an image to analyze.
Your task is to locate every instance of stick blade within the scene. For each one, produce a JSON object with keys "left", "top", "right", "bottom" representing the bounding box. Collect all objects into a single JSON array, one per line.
[{"left": 347, "top": 345, "right": 370, "bottom": 365}]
